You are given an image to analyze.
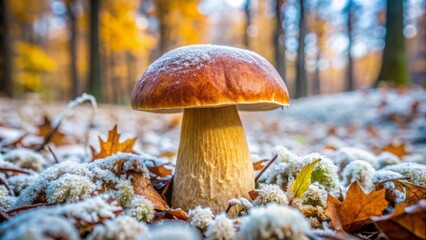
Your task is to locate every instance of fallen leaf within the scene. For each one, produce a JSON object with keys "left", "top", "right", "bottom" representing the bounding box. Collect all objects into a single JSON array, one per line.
[
  {"left": 164, "top": 208, "right": 189, "bottom": 220},
  {"left": 252, "top": 159, "right": 268, "bottom": 171},
  {"left": 248, "top": 189, "right": 259, "bottom": 200},
  {"left": 397, "top": 181, "right": 426, "bottom": 206},
  {"left": 148, "top": 164, "right": 173, "bottom": 178},
  {"left": 37, "top": 116, "right": 68, "bottom": 146},
  {"left": 7, "top": 133, "right": 28, "bottom": 147},
  {"left": 289, "top": 158, "right": 320, "bottom": 198},
  {"left": 325, "top": 182, "right": 388, "bottom": 232},
  {"left": 372, "top": 200, "right": 426, "bottom": 240},
  {"left": 91, "top": 125, "right": 137, "bottom": 160},
  {"left": 159, "top": 151, "right": 176, "bottom": 158},
  {"left": 128, "top": 171, "right": 168, "bottom": 211},
  {"left": 382, "top": 142, "right": 409, "bottom": 158},
  {"left": 325, "top": 193, "right": 344, "bottom": 232},
  {"left": 161, "top": 177, "right": 173, "bottom": 205}
]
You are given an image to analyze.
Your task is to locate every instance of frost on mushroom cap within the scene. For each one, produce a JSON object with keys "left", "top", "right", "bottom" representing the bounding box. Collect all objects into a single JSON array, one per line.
[{"left": 131, "top": 44, "right": 289, "bottom": 113}]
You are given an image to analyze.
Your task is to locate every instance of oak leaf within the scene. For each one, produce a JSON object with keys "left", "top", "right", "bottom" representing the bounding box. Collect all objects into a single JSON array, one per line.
[
  {"left": 91, "top": 125, "right": 137, "bottom": 160},
  {"left": 325, "top": 182, "right": 388, "bottom": 232},
  {"left": 372, "top": 200, "right": 426, "bottom": 240}
]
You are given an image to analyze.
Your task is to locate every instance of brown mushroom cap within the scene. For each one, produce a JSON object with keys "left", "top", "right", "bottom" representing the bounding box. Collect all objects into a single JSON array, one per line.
[{"left": 131, "top": 44, "right": 289, "bottom": 113}]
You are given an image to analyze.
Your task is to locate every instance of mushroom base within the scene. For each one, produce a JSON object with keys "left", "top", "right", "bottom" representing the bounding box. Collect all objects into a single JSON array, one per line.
[{"left": 172, "top": 106, "right": 254, "bottom": 214}]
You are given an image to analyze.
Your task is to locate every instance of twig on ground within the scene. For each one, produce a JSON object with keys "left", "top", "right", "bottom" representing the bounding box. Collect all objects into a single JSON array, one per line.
[
  {"left": 47, "top": 145, "right": 59, "bottom": 163},
  {"left": 0, "top": 175, "right": 14, "bottom": 196},
  {"left": 6, "top": 203, "right": 52, "bottom": 216},
  {"left": 0, "top": 211, "right": 10, "bottom": 221},
  {"left": 255, "top": 155, "right": 278, "bottom": 182},
  {"left": 0, "top": 167, "right": 31, "bottom": 175}
]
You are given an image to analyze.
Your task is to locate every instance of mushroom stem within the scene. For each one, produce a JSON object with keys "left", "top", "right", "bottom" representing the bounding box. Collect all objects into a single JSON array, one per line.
[{"left": 172, "top": 105, "right": 254, "bottom": 214}]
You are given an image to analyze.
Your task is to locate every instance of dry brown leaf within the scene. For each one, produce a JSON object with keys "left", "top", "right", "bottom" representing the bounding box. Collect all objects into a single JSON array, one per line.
[
  {"left": 91, "top": 125, "right": 137, "bottom": 160},
  {"left": 325, "top": 193, "right": 344, "bottom": 232},
  {"left": 253, "top": 159, "right": 268, "bottom": 171},
  {"left": 159, "top": 151, "right": 176, "bottom": 158},
  {"left": 37, "top": 116, "right": 68, "bottom": 146},
  {"left": 148, "top": 165, "right": 173, "bottom": 178},
  {"left": 164, "top": 208, "right": 189, "bottom": 220},
  {"left": 397, "top": 181, "right": 426, "bottom": 206},
  {"left": 161, "top": 177, "right": 173, "bottom": 205},
  {"left": 8, "top": 133, "right": 28, "bottom": 147},
  {"left": 248, "top": 189, "right": 259, "bottom": 200},
  {"left": 372, "top": 200, "right": 426, "bottom": 240},
  {"left": 382, "top": 142, "right": 409, "bottom": 158},
  {"left": 325, "top": 182, "right": 388, "bottom": 232},
  {"left": 128, "top": 171, "right": 168, "bottom": 211}
]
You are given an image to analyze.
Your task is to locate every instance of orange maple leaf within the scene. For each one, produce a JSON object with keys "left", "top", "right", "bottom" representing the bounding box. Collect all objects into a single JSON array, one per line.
[
  {"left": 325, "top": 182, "right": 388, "bottom": 232},
  {"left": 91, "top": 125, "right": 137, "bottom": 160}
]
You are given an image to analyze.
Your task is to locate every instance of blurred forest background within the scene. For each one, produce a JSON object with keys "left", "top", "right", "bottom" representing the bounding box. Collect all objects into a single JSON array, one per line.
[{"left": 0, "top": 0, "right": 424, "bottom": 103}]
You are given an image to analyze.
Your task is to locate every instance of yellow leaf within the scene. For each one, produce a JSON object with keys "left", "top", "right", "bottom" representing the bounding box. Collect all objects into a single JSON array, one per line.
[
  {"left": 289, "top": 158, "right": 320, "bottom": 198},
  {"left": 91, "top": 125, "right": 137, "bottom": 160}
]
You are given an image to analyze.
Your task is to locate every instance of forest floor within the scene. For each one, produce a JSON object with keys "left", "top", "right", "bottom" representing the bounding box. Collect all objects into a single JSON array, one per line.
[{"left": 0, "top": 87, "right": 425, "bottom": 239}]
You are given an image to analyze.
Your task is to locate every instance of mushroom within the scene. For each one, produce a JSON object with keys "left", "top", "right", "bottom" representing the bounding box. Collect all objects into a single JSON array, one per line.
[{"left": 131, "top": 45, "right": 289, "bottom": 213}]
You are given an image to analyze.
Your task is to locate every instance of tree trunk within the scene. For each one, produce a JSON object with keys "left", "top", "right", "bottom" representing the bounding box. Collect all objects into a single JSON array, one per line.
[
  {"left": 274, "top": 0, "right": 286, "bottom": 80},
  {"left": 65, "top": 0, "right": 79, "bottom": 99},
  {"left": 88, "top": 0, "right": 102, "bottom": 101},
  {"left": 157, "top": 0, "right": 170, "bottom": 54},
  {"left": 313, "top": 49, "right": 321, "bottom": 95},
  {"left": 244, "top": 0, "right": 251, "bottom": 48},
  {"left": 376, "top": 0, "right": 409, "bottom": 87},
  {"left": 0, "top": 0, "right": 12, "bottom": 97},
  {"left": 346, "top": 0, "right": 354, "bottom": 91},
  {"left": 295, "top": 0, "right": 307, "bottom": 98}
]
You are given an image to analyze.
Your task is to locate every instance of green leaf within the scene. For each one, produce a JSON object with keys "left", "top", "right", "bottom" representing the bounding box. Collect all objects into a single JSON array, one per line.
[{"left": 290, "top": 158, "right": 321, "bottom": 198}]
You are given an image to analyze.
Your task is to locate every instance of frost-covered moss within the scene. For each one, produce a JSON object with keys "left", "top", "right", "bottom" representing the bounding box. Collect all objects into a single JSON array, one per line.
[
  {"left": 384, "top": 162, "right": 426, "bottom": 187},
  {"left": 301, "top": 183, "right": 327, "bottom": 207},
  {"left": 375, "top": 152, "right": 400, "bottom": 169},
  {"left": 342, "top": 160, "right": 375, "bottom": 190},
  {"left": 205, "top": 213, "right": 236, "bottom": 240},
  {"left": 1, "top": 195, "right": 122, "bottom": 238},
  {"left": 46, "top": 173, "right": 95, "bottom": 203},
  {"left": 148, "top": 222, "right": 202, "bottom": 240},
  {"left": 3, "top": 148, "right": 46, "bottom": 172},
  {"left": 254, "top": 184, "right": 288, "bottom": 205},
  {"left": 127, "top": 195, "right": 155, "bottom": 222},
  {"left": 7, "top": 174, "right": 39, "bottom": 195},
  {"left": 1, "top": 215, "right": 79, "bottom": 240},
  {"left": 261, "top": 147, "right": 304, "bottom": 186},
  {"left": 115, "top": 180, "right": 135, "bottom": 207},
  {"left": 188, "top": 206, "right": 214, "bottom": 231},
  {"left": 239, "top": 204, "right": 310, "bottom": 240},
  {"left": 228, "top": 198, "right": 253, "bottom": 215},
  {"left": 89, "top": 216, "right": 149, "bottom": 240},
  {"left": 0, "top": 187, "right": 15, "bottom": 211},
  {"left": 332, "top": 147, "right": 377, "bottom": 169},
  {"left": 303, "top": 153, "right": 339, "bottom": 193}
]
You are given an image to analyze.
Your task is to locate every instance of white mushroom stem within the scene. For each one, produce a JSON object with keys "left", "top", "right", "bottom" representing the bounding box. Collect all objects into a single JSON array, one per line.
[{"left": 172, "top": 105, "right": 254, "bottom": 214}]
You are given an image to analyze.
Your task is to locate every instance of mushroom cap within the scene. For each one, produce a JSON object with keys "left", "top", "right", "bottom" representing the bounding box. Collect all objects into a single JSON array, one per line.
[{"left": 131, "top": 44, "right": 289, "bottom": 113}]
